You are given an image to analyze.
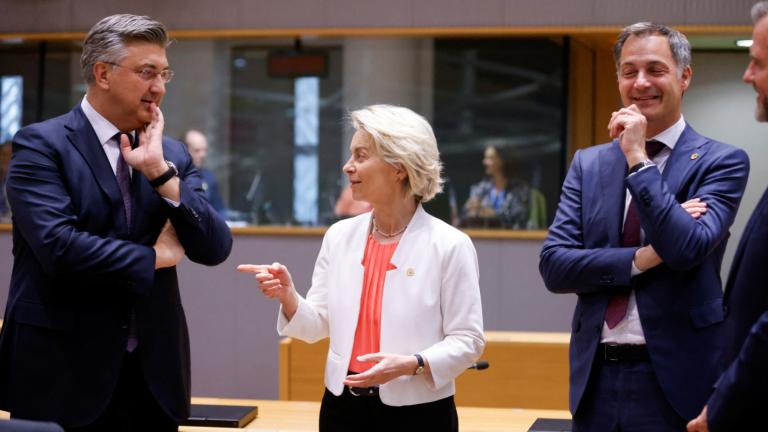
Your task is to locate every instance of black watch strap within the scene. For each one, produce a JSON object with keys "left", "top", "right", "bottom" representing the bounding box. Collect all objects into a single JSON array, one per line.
[
  {"left": 413, "top": 353, "right": 425, "bottom": 375},
  {"left": 149, "top": 160, "right": 178, "bottom": 188},
  {"left": 628, "top": 160, "right": 654, "bottom": 175}
]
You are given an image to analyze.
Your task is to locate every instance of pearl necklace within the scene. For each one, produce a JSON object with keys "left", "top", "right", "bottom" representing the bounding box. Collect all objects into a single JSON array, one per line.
[{"left": 372, "top": 215, "right": 407, "bottom": 238}]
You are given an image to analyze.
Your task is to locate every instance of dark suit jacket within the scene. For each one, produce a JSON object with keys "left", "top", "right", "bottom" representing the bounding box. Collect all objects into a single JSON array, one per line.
[
  {"left": 0, "top": 106, "right": 233, "bottom": 426},
  {"left": 539, "top": 125, "right": 749, "bottom": 420},
  {"left": 706, "top": 187, "right": 768, "bottom": 430}
]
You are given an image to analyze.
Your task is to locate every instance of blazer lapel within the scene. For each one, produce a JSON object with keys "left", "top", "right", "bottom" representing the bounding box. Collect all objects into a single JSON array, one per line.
[
  {"left": 661, "top": 124, "right": 707, "bottom": 195},
  {"left": 598, "top": 142, "right": 628, "bottom": 246},
  {"left": 65, "top": 106, "right": 129, "bottom": 232}
]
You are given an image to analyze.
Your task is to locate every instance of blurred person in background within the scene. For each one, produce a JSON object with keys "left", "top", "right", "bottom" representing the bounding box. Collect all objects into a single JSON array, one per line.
[
  {"left": 183, "top": 129, "right": 226, "bottom": 217},
  {"left": 461, "top": 144, "right": 543, "bottom": 229}
]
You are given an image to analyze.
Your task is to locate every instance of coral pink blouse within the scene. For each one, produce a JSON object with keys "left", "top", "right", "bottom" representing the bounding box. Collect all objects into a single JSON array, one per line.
[{"left": 348, "top": 234, "right": 399, "bottom": 373}]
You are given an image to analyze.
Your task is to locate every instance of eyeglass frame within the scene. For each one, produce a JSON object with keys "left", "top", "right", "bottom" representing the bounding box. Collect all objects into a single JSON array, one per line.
[{"left": 103, "top": 62, "right": 175, "bottom": 83}]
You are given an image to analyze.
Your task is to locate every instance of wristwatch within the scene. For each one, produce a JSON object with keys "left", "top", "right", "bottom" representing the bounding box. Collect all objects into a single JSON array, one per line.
[
  {"left": 149, "top": 160, "right": 178, "bottom": 188},
  {"left": 628, "top": 159, "right": 655, "bottom": 175},
  {"left": 413, "top": 353, "right": 425, "bottom": 375}
]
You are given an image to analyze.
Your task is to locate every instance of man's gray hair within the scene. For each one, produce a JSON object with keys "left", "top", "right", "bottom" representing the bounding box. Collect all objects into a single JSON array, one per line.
[
  {"left": 752, "top": 1, "right": 768, "bottom": 23},
  {"left": 81, "top": 14, "right": 169, "bottom": 85},
  {"left": 613, "top": 22, "right": 691, "bottom": 76}
]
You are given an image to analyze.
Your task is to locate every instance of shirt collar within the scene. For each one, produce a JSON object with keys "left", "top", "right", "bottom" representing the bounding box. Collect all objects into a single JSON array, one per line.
[
  {"left": 648, "top": 115, "right": 685, "bottom": 151},
  {"left": 80, "top": 96, "right": 134, "bottom": 147}
]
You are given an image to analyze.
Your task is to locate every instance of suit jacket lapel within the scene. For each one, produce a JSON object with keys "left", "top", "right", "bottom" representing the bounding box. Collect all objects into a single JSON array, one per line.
[
  {"left": 599, "top": 141, "right": 628, "bottom": 246},
  {"left": 661, "top": 124, "right": 707, "bottom": 195},
  {"left": 65, "top": 106, "right": 130, "bottom": 232}
]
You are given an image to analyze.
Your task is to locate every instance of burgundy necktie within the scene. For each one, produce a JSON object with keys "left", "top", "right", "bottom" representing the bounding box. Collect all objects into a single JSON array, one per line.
[
  {"left": 114, "top": 133, "right": 139, "bottom": 352},
  {"left": 604, "top": 140, "right": 666, "bottom": 329},
  {"left": 115, "top": 133, "right": 133, "bottom": 229}
]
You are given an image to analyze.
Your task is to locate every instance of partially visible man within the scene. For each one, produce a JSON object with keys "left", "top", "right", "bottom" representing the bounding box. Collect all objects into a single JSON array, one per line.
[
  {"left": 0, "top": 14, "right": 232, "bottom": 431},
  {"left": 540, "top": 22, "right": 749, "bottom": 431},
  {"left": 183, "top": 129, "right": 225, "bottom": 216},
  {"left": 0, "top": 141, "right": 10, "bottom": 222},
  {"left": 687, "top": 2, "right": 768, "bottom": 431}
]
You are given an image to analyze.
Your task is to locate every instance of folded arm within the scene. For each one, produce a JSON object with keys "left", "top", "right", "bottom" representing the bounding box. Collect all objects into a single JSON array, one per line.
[{"left": 629, "top": 148, "right": 749, "bottom": 270}]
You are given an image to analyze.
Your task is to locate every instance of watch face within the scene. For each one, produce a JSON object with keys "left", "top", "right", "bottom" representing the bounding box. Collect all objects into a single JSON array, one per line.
[{"left": 166, "top": 160, "right": 179, "bottom": 175}]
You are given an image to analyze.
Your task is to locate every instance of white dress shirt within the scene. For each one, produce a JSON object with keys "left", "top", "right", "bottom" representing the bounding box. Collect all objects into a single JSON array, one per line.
[
  {"left": 601, "top": 115, "right": 686, "bottom": 345},
  {"left": 80, "top": 97, "right": 133, "bottom": 177}
]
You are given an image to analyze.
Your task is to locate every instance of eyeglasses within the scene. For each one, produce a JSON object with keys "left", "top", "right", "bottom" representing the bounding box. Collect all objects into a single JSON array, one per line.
[{"left": 105, "top": 62, "right": 175, "bottom": 83}]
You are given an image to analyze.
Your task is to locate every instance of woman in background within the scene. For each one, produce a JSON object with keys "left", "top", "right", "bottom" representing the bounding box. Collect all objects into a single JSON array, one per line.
[
  {"left": 462, "top": 144, "right": 543, "bottom": 229},
  {"left": 238, "top": 104, "right": 484, "bottom": 431}
]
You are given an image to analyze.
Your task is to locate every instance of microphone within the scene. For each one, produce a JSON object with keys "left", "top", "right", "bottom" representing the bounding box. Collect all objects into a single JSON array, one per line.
[{"left": 468, "top": 360, "right": 489, "bottom": 370}]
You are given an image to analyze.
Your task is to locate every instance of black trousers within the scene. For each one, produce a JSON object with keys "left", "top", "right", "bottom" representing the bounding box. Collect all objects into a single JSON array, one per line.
[
  {"left": 66, "top": 349, "right": 178, "bottom": 432},
  {"left": 319, "top": 387, "right": 459, "bottom": 432}
]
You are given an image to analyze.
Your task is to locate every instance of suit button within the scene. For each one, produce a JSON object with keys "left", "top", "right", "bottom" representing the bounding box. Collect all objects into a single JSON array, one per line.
[{"left": 723, "top": 305, "right": 729, "bottom": 317}]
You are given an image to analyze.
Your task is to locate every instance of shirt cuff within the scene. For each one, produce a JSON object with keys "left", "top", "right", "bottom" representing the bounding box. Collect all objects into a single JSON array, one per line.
[
  {"left": 628, "top": 162, "right": 656, "bottom": 177},
  {"left": 163, "top": 197, "right": 180, "bottom": 207},
  {"left": 631, "top": 259, "right": 644, "bottom": 277}
]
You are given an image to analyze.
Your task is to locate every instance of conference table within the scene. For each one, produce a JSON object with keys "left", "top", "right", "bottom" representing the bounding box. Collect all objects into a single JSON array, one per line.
[
  {"left": 0, "top": 397, "right": 570, "bottom": 431},
  {"left": 181, "top": 397, "right": 571, "bottom": 432}
]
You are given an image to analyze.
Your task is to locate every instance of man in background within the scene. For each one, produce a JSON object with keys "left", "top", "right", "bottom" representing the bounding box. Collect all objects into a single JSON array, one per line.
[
  {"left": 0, "top": 14, "right": 232, "bottom": 431},
  {"left": 540, "top": 22, "right": 749, "bottom": 431},
  {"left": 687, "top": 2, "right": 768, "bottom": 430},
  {"left": 183, "top": 129, "right": 226, "bottom": 217}
]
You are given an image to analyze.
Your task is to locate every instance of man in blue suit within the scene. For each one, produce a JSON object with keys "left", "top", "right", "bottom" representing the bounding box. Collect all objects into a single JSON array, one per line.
[
  {"left": 540, "top": 22, "right": 749, "bottom": 431},
  {"left": 0, "top": 14, "right": 232, "bottom": 431},
  {"left": 687, "top": 2, "right": 768, "bottom": 431}
]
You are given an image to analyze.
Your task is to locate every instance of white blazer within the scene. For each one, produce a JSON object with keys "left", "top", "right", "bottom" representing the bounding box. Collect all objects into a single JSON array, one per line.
[{"left": 278, "top": 205, "right": 485, "bottom": 406}]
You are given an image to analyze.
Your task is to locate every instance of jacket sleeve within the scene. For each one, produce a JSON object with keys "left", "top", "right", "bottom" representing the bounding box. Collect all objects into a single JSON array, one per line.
[
  {"left": 539, "top": 149, "right": 637, "bottom": 294},
  {"left": 628, "top": 147, "right": 749, "bottom": 270},
  {"left": 420, "top": 232, "right": 485, "bottom": 390},
  {"left": 707, "top": 311, "right": 768, "bottom": 431},
  {"left": 6, "top": 126, "right": 156, "bottom": 287},
  {"left": 163, "top": 139, "right": 232, "bottom": 266},
  {"left": 277, "top": 228, "right": 332, "bottom": 343}
]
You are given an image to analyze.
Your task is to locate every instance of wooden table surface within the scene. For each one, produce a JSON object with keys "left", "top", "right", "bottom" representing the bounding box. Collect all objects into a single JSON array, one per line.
[
  {"left": 183, "top": 397, "right": 571, "bottom": 432},
  {"left": 1, "top": 397, "right": 570, "bottom": 431}
]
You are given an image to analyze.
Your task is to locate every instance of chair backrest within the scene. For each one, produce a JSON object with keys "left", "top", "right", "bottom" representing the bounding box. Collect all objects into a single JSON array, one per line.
[{"left": 278, "top": 331, "right": 570, "bottom": 410}]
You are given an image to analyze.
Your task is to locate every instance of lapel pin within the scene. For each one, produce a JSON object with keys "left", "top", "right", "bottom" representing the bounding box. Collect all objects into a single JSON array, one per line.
[
  {"left": 406, "top": 268, "right": 416, "bottom": 277},
  {"left": 690, "top": 153, "right": 699, "bottom": 160}
]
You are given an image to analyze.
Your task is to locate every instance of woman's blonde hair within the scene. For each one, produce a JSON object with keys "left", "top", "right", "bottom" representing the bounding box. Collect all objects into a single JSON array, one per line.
[{"left": 349, "top": 104, "right": 443, "bottom": 202}]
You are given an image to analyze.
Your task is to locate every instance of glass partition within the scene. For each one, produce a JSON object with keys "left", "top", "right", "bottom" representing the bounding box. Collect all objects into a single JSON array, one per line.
[{"left": 0, "top": 36, "right": 567, "bottom": 230}]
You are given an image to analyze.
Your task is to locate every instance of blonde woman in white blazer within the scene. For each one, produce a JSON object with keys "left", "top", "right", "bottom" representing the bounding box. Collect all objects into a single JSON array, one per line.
[{"left": 239, "top": 105, "right": 484, "bottom": 431}]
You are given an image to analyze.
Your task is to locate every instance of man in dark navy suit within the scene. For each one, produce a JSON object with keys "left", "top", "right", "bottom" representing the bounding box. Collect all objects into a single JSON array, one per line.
[
  {"left": 540, "top": 22, "right": 749, "bottom": 431},
  {"left": 0, "top": 14, "right": 232, "bottom": 431},
  {"left": 687, "top": 3, "right": 768, "bottom": 431},
  {"left": 183, "top": 129, "right": 226, "bottom": 217}
]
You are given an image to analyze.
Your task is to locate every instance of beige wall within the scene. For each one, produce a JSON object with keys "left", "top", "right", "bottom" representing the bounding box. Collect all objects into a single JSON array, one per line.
[{"left": 0, "top": 0, "right": 755, "bottom": 35}]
